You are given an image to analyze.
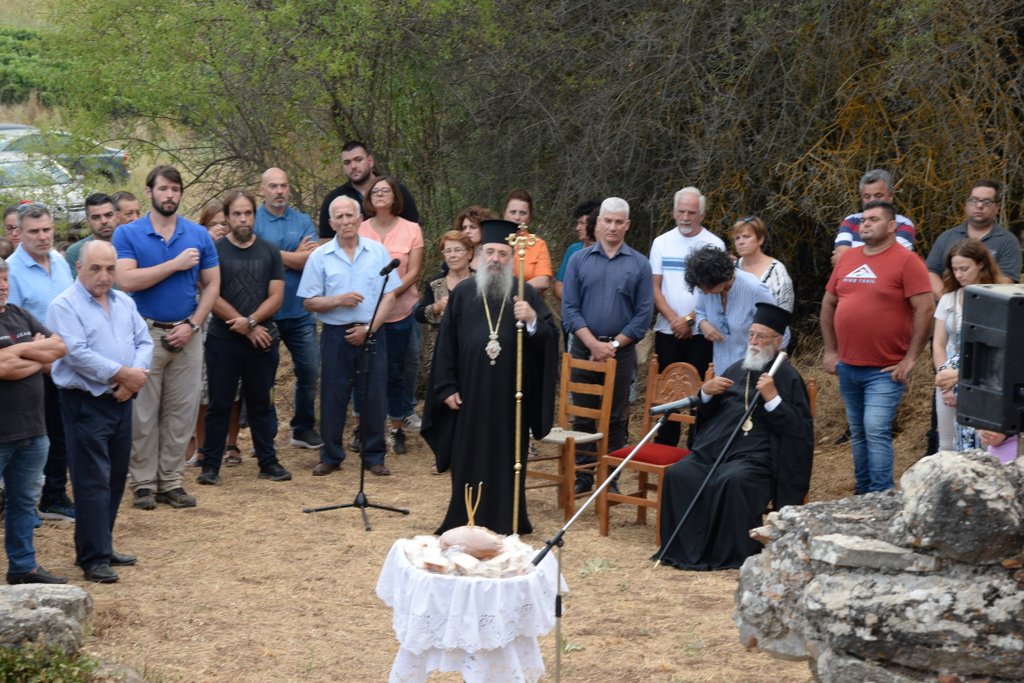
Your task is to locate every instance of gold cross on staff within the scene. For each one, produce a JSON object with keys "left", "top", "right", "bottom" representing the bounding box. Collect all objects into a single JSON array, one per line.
[{"left": 506, "top": 224, "right": 537, "bottom": 255}]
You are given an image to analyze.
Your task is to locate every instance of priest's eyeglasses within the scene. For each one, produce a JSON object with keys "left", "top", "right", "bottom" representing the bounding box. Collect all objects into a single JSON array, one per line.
[{"left": 748, "top": 331, "right": 780, "bottom": 342}]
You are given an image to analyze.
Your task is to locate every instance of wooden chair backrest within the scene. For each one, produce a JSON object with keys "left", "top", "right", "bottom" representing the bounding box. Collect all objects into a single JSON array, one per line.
[
  {"left": 556, "top": 352, "right": 617, "bottom": 430},
  {"left": 640, "top": 354, "right": 702, "bottom": 433}
]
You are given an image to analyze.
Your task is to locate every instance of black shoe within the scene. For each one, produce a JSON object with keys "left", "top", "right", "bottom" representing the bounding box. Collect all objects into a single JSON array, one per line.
[
  {"left": 348, "top": 426, "right": 361, "bottom": 453},
  {"left": 133, "top": 488, "right": 156, "bottom": 510},
  {"left": 155, "top": 488, "right": 197, "bottom": 508},
  {"left": 290, "top": 429, "right": 323, "bottom": 449},
  {"left": 75, "top": 551, "right": 137, "bottom": 567},
  {"left": 574, "top": 480, "right": 592, "bottom": 496},
  {"left": 258, "top": 463, "right": 292, "bottom": 482},
  {"left": 83, "top": 563, "right": 119, "bottom": 583},
  {"left": 388, "top": 427, "right": 407, "bottom": 455},
  {"left": 197, "top": 470, "right": 220, "bottom": 486},
  {"left": 7, "top": 566, "right": 67, "bottom": 585}
]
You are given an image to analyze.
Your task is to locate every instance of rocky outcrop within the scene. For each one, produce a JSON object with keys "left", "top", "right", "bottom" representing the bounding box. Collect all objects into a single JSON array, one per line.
[
  {"left": 735, "top": 450, "right": 1024, "bottom": 682},
  {"left": 0, "top": 584, "right": 92, "bottom": 653}
]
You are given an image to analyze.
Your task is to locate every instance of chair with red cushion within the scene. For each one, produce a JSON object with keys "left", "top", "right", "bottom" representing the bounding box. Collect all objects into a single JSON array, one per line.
[{"left": 597, "top": 355, "right": 703, "bottom": 544}]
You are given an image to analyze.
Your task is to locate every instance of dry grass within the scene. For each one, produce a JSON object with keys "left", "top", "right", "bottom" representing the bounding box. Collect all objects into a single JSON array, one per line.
[{"left": 26, "top": 344, "right": 934, "bottom": 682}]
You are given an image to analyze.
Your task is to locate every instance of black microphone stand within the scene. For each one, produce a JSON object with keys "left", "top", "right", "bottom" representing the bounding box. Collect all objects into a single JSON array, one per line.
[
  {"left": 303, "top": 269, "right": 410, "bottom": 530},
  {"left": 531, "top": 410, "right": 676, "bottom": 683}
]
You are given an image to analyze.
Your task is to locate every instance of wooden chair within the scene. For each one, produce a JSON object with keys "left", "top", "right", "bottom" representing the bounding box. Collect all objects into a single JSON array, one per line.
[
  {"left": 597, "top": 355, "right": 702, "bottom": 545},
  {"left": 527, "top": 352, "right": 616, "bottom": 521}
]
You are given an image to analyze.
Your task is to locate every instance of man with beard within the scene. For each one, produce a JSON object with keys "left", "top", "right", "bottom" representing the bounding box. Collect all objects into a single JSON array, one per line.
[
  {"left": 422, "top": 220, "right": 559, "bottom": 535},
  {"left": 656, "top": 303, "right": 813, "bottom": 570},
  {"left": 47, "top": 241, "right": 152, "bottom": 582},
  {"left": 198, "top": 190, "right": 289, "bottom": 486},
  {"left": 114, "top": 165, "right": 220, "bottom": 510},
  {"left": 316, "top": 141, "right": 419, "bottom": 239},
  {"left": 65, "top": 193, "right": 119, "bottom": 271}
]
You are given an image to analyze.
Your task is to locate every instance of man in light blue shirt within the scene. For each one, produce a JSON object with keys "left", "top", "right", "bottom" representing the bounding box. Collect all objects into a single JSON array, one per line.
[
  {"left": 298, "top": 196, "right": 398, "bottom": 476},
  {"left": 253, "top": 167, "right": 322, "bottom": 450},
  {"left": 48, "top": 240, "right": 152, "bottom": 583},
  {"left": 6, "top": 202, "right": 76, "bottom": 521}
]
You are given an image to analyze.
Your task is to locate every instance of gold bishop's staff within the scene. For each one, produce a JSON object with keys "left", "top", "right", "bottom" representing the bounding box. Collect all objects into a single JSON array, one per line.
[{"left": 507, "top": 224, "right": 536, "bottom": 534}]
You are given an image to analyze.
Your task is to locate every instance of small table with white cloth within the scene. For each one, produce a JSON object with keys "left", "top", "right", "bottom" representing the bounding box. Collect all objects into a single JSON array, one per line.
[{"left": 375, "top": 539, "right": 567, "bottom": 683}]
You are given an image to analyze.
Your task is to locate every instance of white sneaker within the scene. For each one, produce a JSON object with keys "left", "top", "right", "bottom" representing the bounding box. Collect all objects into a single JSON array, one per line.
[{"left": 402, "top": 414, "right": 422, "bottom": 433}]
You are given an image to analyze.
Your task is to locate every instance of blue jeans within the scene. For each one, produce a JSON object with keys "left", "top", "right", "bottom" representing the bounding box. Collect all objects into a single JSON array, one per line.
[
  {"left": 382, "top": 313, "right": 416, "bottom": 421},
  {"left": 836, "top": 362, "right": 906, "bottom": 493},
  {"left": 0, "top": 435, "right": 48, "bottom": 574},
  {"left": 401, "top": 320, "right": 421, "bottom": 418},
  {"left": 276, "top": 315, "right": 319, "bottom": 435}
]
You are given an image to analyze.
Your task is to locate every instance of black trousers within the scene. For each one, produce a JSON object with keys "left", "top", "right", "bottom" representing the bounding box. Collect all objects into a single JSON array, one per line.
[
  {"left": 203, "top": 333, "right": 280, "bottom": 472},
  {"left": 60, "top": 389, "right": 131, "bottom": 570},
  {"left": 41, "top": 375, "right": 69, "bottom": 507}
]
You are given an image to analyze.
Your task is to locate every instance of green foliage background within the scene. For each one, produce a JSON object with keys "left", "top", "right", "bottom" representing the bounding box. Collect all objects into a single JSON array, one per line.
[{"left": 27, "top": 0, "right": 1024, "bottom": 319}]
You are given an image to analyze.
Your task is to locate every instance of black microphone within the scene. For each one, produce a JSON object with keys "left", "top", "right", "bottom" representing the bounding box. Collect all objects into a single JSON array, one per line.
[
  {"left": 379, "top": 258, "right": 401, "bottom": 276},
  {"left": 650, "top": 394, "right": 700, "bottom": 416}
]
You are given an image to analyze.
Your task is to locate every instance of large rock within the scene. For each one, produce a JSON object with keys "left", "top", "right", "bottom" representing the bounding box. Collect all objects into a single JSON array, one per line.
[
  {"left": 0, "top": 584, "right": 92, "bottom": 654},
  {"left": 735, "top": 451, "right": 1024, "bottom": 681},
  {"left": 898, "top": 451, "right": 1024, "bottom": 563}
]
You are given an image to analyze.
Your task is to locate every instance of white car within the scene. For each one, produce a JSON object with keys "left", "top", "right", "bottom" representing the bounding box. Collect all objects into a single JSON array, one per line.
[{"left": 0, "top": 153, "right": 87, "bottom": 228}]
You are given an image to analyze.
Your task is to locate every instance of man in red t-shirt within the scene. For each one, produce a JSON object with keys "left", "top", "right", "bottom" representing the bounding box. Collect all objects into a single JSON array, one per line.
[{"left": 821, "top": 201, "right": 934, "bottom": 493}]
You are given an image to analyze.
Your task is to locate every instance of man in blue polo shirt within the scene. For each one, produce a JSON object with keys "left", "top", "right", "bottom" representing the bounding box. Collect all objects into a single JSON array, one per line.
[
  {"left": 562, "top": 196, "right": 654, "bottom": 494},
  {"left": 253, "top": 167, "right": 322, "bottom": 450},
  {"left": 113, "top": 165, "right": 220, "bottom": 510},
  {"left": 7, "top": 202, "right": 76, "bottom": 521},
  {"left": 298, "top": 195, "right": 397, "bottom": 477}
]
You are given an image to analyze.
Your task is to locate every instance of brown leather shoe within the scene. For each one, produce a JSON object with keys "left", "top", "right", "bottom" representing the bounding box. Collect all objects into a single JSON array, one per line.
[
  {"left": 312, "top": 462, "right": 341, "bottom": 476},
  {"left": 365, "top": 463, "right": 391, "bottom": 476}
]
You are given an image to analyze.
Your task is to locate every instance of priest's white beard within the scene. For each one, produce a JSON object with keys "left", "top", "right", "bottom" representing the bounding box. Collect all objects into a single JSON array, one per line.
[
  {"left": 742, "top": 344, "right": 776, "bottom": 371},
  {"left": 475, "top": 262, "right": 514, "bottom": 302}
]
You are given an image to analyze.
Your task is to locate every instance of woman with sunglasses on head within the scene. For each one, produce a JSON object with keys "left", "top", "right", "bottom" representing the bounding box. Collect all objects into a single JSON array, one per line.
[{"left": 731, "top": 215, "right": 794, "bottom": 314}]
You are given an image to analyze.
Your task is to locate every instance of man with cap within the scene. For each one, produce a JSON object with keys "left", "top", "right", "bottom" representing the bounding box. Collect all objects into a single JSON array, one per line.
[
  {"left": 422, "top": 219, "right": 559, "bottom": 536},
  {"left": 656, "top": 302, "right": 813, "bottom": 570}
]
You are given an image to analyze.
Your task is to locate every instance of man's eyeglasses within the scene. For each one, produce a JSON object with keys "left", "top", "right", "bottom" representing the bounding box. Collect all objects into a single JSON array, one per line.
[
  {"left": 442, "top": 247, "right": 467, "bottom": 255},
  {"left": 370, "top": 188, "right": 392, "bottom": 196},
  {"left": 967, "top": 197, "right": 997, "bottom": 207},
  {"left": 748, "top": 331, "right": 780, "bottom": 342}
]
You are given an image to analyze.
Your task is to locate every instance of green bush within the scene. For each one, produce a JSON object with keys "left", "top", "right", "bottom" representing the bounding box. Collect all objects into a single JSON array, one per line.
[
  {"left": 0, "top": 644, "right": 96, "bottom": 682},
  {"left": 0, "top": 27, "right": 63, "bottom": 105}
]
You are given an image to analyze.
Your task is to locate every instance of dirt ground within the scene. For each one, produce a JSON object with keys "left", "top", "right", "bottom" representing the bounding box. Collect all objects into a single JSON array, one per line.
[{"left": 30, "top": 348, "right": 934, "bottom": 682}]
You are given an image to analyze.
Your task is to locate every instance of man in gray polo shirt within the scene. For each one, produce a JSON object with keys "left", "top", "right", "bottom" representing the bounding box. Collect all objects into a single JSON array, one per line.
[{"left": 925, "top": 180, "right": 1021, "bottom": 298}]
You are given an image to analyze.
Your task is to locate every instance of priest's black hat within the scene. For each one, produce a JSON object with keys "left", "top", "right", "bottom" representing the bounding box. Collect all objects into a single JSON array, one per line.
[
  {"left": 752, "top": 302, "right": 791, "bottom": 336},
  {"left": 480, "top": 219, "right": 518, "bottom": 247}
]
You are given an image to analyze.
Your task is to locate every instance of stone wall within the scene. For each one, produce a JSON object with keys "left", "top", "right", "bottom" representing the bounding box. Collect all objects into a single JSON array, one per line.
[{"left": 735, "top": 450, "right": 1024, "bottom": 682}]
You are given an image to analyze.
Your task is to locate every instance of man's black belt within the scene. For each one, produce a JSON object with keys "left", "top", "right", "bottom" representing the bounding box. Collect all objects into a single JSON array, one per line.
[
  {"left": 597, "top": 336, "right": 616, "bottom": 342},
  {"left": 343, "top": 322, "right": 369, "bottom": 330}
]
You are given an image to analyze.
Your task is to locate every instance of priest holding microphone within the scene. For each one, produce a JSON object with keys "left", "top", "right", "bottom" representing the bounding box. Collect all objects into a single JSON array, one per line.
[{"left": 656, "top": 303, "right": 813, "bottom": 570}]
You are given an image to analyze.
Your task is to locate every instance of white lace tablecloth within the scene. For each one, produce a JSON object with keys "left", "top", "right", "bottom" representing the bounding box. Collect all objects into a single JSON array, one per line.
[{"left": 376, "top": 540, "right": 567, "bottom": 683}]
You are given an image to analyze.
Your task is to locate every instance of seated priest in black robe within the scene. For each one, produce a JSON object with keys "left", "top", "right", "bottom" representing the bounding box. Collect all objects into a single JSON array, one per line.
[
  {"left": 422, "top": 220, "right": 559, "bottom": 535},
  {"left": 656, "top": 302, "right": 812, "bottom": 570}
]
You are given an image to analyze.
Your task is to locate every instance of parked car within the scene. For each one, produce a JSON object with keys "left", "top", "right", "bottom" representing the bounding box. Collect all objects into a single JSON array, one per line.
[
  {"left": 0, "top": 153, "right": 87, "bottom": 229},
  {"left": 0, "top": 126, "right": 130, "bottom": 181}
]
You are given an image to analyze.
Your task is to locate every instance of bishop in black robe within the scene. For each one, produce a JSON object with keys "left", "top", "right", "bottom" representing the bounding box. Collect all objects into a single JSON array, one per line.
[
  {"left": 656, "top": 306, "right": 813, "bottom": 570},
  {"left": 422, "top": 227, "right": 558, "bottom": 536}
]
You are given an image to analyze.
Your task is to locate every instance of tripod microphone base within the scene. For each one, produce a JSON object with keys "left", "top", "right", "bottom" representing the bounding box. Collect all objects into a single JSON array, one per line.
[{"left": 303, "top": 492, "right": 410, "bottom": 531}]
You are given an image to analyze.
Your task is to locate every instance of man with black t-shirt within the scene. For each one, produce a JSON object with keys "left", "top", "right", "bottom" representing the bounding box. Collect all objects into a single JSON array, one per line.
[
  {"left": 198, "top": 190, "right": 290, "bottom": 486},
  {"left": 0, "top": 259, "right": 68, "bottom": 584},
  {"left": 316, "top": 141, "right": 419, "bottom": 240}
]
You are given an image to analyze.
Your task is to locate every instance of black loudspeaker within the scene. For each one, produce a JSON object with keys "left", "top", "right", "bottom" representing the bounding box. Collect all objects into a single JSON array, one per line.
[{"left": 958, "top": 284, "right": 1024, "bottom": 433}]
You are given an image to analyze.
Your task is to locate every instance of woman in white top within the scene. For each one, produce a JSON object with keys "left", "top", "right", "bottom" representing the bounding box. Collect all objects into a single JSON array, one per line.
[
  {"left": 731, "top": 215, "right": 794, "bottom": 313},
  {"left": 932, "top": 239, "right": 1011, "bottom": 451}
]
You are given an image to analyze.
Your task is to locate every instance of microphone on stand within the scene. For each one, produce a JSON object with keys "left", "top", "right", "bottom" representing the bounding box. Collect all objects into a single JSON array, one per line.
[
  {"left": 649, "top": 394, "right": 700, "bottom": 416},
  {"left": 379, "top": 258, "right": 401, "bottom": 276}
]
